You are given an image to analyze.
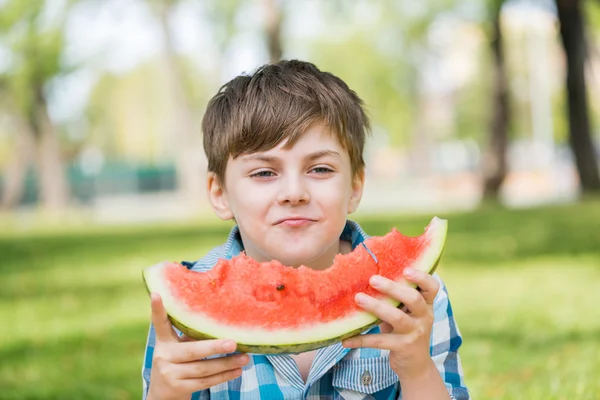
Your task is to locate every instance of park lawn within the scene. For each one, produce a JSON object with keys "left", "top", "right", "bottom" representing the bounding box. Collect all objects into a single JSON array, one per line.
[{"left": 1, "top": 199, "right": 599, "bottom": 399}]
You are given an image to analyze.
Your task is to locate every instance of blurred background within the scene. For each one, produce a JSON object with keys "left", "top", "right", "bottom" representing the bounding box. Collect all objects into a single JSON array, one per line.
[{"left": 1, "top": 0, "right": 599, "bottom": 399}]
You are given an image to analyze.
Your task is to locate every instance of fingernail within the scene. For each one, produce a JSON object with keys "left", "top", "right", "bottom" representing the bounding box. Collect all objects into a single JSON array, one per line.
[
  {"left": 355, "top": 293, "right": 368, "bottom": 306},
  {"left": 223, "top": 340, "right": 236, "bottom": 352},
  {"left": 370, "top": 275, "right": 384, "bottom": 287},
  {"left": 236, "top": 354, "right": 248, "bottom": 365},
  {"left": 404, "top": 268, "right": 415, "bottom": 278},
  {"left": 343, "top": 339, "right": 357, "bottom": 348}
]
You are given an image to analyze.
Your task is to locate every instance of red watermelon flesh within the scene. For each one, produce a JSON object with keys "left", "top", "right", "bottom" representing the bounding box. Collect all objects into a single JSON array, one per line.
[
  {"left": 165, "top": 229, "right": 427, "bottom": 329},
  {"left": 143, "top": 217, "right": 447, "bottom": 354}
]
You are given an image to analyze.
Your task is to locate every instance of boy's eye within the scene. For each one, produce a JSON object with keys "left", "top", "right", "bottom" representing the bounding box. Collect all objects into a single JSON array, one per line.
[
  {"left": 311, "top": 167, "right": 333, "bottom": 174},
  {"left": 250, "top": 170, "right": 275, "bottom": 178}
]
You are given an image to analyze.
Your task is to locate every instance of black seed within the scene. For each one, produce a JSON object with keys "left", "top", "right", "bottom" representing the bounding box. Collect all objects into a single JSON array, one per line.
[{"left": 276, "top": 284, "right": 285, "bottom": 291}]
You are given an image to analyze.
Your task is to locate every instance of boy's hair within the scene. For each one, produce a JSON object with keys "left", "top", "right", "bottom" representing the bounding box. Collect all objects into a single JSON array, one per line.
[{"left": 201, "top": 60, "right": 370, "bottom": 184}]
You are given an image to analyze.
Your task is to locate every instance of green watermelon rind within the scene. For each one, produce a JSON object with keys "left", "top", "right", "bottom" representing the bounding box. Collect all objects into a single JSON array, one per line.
[{"left": 143, "top": 217, "right": 447, "bottom": 355}]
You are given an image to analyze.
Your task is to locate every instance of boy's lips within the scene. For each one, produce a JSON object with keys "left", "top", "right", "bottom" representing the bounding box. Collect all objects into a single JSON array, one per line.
[{"left": 274, "top": 217, "right": 317, "bottom": 227}]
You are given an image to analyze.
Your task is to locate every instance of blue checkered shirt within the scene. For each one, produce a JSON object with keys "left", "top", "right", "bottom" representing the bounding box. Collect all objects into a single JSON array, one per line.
[{"left": 142, "top": 220, "right": 469, "bottom": 399}]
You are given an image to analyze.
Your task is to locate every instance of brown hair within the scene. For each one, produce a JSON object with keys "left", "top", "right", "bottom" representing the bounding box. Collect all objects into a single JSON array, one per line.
[{"left": 202, "top": 60, "right": 370, "bottom": 183}]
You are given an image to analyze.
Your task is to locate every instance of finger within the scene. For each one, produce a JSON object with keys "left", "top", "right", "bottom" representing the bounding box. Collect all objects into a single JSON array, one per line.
[
  {"left": 169, "top": 339, "right": 238, "bottom": 363},
  {"left": 151, "top": 292, "right": 179, "bottom": 342},
  {"left": 183, "top": 368, "right": 244, "bottom": 392},
  {"left": 403, "top": 268, "right": 440, "bottom": 305},
  {"left": 355, "top": 293, "right": 415, "bottom": 333},
  {"left": 162, "top": 366, "right": 244, "bottom": 393},
  {"left": 178, "top": 353, "right": 249, "bottom": 379},
  {"left": 379, "top": 321, "right": 393, "bottom": 334},
  {"left": 369, "top": 275, "right": 428, "bottom": 316},
  {"left": 342, "top": 333, "right": 405, "bottom": 350}
]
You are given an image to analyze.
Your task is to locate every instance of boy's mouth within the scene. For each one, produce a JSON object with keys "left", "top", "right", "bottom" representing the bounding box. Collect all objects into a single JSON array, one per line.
[{"left": 274, "top": 217, "right": 317, "bottom": 227}]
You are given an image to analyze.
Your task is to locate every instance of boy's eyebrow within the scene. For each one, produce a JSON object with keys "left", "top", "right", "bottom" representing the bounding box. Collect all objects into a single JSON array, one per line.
[
  {"left": 306, "top": 150, "right": 340, "bottom": 160},
  {"left": 241, "top": 155, "right": 280, "bottom": 163},
  {"left": 241, "top": 150, "right": 340, "bottom": 163}
]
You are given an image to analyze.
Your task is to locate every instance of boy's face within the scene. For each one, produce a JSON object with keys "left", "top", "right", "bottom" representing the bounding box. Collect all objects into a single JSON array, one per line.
[{"left": 207, "top": 123, "right": 364, "bottom": 269}]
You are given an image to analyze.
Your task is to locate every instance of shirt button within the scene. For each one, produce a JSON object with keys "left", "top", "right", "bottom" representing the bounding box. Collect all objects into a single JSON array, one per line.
[{"left": 361, "top": 370, "right": 372, "bottom": 386}]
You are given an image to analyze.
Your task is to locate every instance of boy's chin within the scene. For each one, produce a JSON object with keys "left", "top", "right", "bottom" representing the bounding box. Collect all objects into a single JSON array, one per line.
[{"left": 268, "top": 247, "right": 329, "bottom": 268}]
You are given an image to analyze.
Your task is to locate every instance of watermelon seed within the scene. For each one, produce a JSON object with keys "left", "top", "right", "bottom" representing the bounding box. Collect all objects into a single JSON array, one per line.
[{"left": 276, "top": 284, "right": 285, "bottom": 291}]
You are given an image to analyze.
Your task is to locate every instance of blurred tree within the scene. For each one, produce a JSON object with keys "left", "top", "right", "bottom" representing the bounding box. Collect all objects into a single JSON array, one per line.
[
  {"left": 85, "top": 62, "right": 178, "bottom": 163},
  {"left": 482, "top": 0, "right": 510, "bottom": 199},
  {"left": 0, "top": 92, "right": 36, "bottom": 208},
  {"left": 204, "top": 0, "right": 240, "bottom": 54},
  {"left": 147, "top": 0, "right": 240, "bottom": 210},
  {"left": 308, "top": 32, "right": 414, "bottom": 148},
  {"left": 0, "top": 0, "right": 73, "bottom": 210},
  {"left": 150, "top": 0, "right": 206, "bottom": 209},
  {"left": 260, "top": 0, "right": 283, "bottom": 63},
  {"left": 310, "top": 1, "right": 444, "bottom": 150},
  {"left": 555, "top": 0, "right": 600, "bottom": 192}
]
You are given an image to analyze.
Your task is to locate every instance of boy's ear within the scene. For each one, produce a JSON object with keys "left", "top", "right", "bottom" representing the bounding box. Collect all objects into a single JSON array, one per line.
[
  {"left": 207, "top": 172, "right": 234, "bottom": 221},
  {"left": 348, "top": 169, "right": 365, "bottom": 214}
]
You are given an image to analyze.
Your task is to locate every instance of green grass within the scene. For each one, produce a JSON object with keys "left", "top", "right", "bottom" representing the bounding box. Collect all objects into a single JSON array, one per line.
[{"left": 1, "top": 199, "right": 599, "bottom": 399}]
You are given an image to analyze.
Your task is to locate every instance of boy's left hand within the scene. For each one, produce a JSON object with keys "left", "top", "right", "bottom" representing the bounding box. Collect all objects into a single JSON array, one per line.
[{"left": 342, "top": 267, "right": 439, "bottom": 381}]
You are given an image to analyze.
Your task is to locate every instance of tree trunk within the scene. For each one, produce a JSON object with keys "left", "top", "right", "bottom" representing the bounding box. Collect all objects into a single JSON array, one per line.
[
  {"left": 555, "top": 0, "right": 600, "bottom": 192},
  {"left": 410, "top": 93, "right": 432, "bottom": 177},
  {"left": 261, "top": 0, "right": 283, "bottom": 63},
  {"left": 34, "top": 92, "right": 70, "bottom": 210},
  {"left": 0, "top": 118, "right": 36, "bottom": 209},
  {"left": 482, "top": 5, "right": 510, "bottom": 199},
  {"left": 156, "top": 1, "right": 207, "bottom": 210}
]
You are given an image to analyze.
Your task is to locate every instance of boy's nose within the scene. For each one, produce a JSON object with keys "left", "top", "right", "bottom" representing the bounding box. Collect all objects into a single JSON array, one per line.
[{"left": 276, "top": 176, "right": 310, "bottom": 205}]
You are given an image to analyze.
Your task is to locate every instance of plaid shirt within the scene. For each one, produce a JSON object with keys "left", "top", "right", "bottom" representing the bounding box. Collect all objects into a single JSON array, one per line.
[{"left": 142, "top": 221, "right": 470, "bottom": 399}]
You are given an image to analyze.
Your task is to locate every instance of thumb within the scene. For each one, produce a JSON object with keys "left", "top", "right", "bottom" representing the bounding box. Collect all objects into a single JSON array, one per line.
[{"left": 151, "top": 292, "right": 178, "bottom": 342}]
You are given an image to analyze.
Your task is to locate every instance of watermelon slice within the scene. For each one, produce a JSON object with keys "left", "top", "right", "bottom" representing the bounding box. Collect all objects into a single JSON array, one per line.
[{"left": 143, "top": 217, "right": 447, "bottom": 354}]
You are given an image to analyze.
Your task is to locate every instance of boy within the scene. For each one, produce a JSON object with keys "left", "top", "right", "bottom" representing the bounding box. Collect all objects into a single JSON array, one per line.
[{"left": 142, "top": 60, "right": 469, "bottom": 400}]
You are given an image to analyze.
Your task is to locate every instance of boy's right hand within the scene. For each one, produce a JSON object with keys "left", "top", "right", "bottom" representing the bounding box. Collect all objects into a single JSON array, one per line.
[{"left": 147, "top": 293, "right": 248, "bottom": 400}]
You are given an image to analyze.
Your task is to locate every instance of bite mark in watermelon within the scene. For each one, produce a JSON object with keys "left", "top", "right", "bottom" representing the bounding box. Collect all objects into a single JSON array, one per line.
[{"left": 143, "top": 217, "right": 447, "bottom": 354}]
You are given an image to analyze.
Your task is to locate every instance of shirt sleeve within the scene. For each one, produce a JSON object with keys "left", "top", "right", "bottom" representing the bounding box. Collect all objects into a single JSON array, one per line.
[
  {"left": 141, "top": 324, "right": 156, "bottom": 400},
  {"left": 428, "top": 274, "right": 470, "bottom": 400}
]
